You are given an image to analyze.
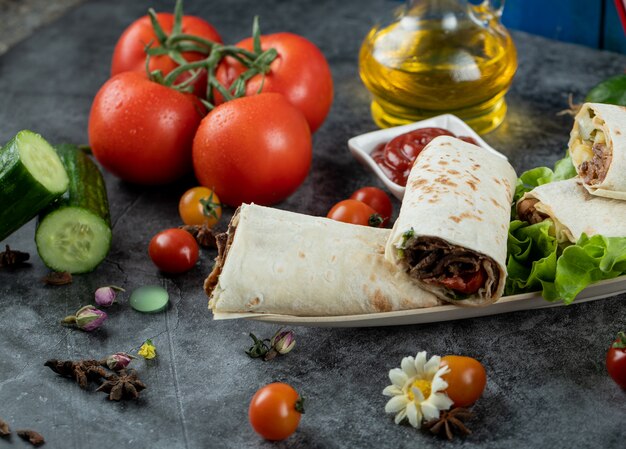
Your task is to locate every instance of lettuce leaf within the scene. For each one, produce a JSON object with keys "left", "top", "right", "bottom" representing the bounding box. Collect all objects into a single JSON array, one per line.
[{"left": 506, "top": 220, "right": 626, "bottom": 304}]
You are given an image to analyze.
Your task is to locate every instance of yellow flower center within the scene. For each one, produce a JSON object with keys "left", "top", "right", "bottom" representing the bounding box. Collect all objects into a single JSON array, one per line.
[{"left": 407, "top": 379, "right": 432, "bottom": 401}]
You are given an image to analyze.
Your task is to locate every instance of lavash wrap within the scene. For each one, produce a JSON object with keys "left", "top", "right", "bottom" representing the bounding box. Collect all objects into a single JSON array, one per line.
[
  {"left": 569, "top": 102, "right": 626, "bottom": 199},
  {"left": 385, "top": 136, "right": 517, "bottom": 306},
  {"left": 517, "top": 178, "right": 626, "bottom": 243},
  {"left": 205, "top": 204, "right": 441, "bottom": 317}
]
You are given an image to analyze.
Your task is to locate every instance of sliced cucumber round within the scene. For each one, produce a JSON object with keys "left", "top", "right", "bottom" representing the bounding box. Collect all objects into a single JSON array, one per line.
[
  {"left": 0, "top": 130, "right": 69, "bottom": 242},
  {"left": 36, "top": 144, "right": 112, "bottom": 274},
  {"left": 36, "top": 207, "right": 111, "bottom": 273}
]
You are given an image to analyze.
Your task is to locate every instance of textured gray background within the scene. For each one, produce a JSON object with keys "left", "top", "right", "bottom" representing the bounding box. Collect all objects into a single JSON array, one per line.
[{"left": 0, "top": 1, "right": 625, "bottom": 448}]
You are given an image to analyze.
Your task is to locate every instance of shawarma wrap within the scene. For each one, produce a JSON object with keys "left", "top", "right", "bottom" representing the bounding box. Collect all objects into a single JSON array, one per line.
[
  {"left": 205, "top": 204, "right": 441, "bottom": 317},
  {"left": 385, "top": 136, "right": 517, "bottom": 306},
  {"left": 517, "top": 177, "right": 626, "bottom": 243},
  {"left": 569, "top": 102, "right": 626, "bottom": 199}
]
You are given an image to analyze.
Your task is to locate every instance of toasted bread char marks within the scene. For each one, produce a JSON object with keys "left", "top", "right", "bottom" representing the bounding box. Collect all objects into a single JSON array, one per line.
[{"left": 371, "top": 289, "right": 393, "bottom": 312}]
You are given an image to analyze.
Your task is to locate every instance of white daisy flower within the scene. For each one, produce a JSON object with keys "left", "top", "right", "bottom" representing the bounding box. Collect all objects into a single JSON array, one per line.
[{"left": 382, "top": 351, "right": 454, "bottom": 428}]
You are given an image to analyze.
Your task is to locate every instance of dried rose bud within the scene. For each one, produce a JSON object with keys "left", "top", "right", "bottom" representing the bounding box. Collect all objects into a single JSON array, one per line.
[
  {"left": 62, "top": 305, "right": 108, "bottom": 332},
  {"left": 105, "top": 352, "right": 134, "bottom": 371},
  {"left": 270, "top": 329, "right": 296, "bottom": 355},
  {"left": 94, "top": 285, "right": 124, "bottom": 307}
]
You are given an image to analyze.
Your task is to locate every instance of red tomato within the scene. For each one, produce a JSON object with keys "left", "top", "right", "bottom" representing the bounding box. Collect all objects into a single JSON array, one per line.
[
  {"left": 111, "top": 12, "right": 222, "bottom": 96},
  {"left": 215, "top": 33, "right": 333, "bottom": 132},
  {"left": 607, "top": 332, "right": 626, "bottom": 389},
  {"left": 192, "top": 93, "right": 312, "bottom": 206},
  {"left": 148, "top": 228, "right": 199, "bottom": 274},
  {"left": 440, "top": 355, "right": 487, "bottom": 407},
  {"left": 89, "top": 72, "right": 204, "bottom": 184},
  {"left": 350, "top": 187, "right": 393, "bottom": 226},
  {"left": 249, "top": 383, "right": 303, "bottom": 441},
  {"left": 438, "top": 269, "right": 486, "bottom": 295},
  {"left": 327, "top": 199, "right": 383, "bottom": 227}
]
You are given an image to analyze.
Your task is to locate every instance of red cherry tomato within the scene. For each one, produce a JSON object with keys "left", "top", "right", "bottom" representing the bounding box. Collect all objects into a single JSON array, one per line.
[
  {"left": 607, "top": 332, "right": 626, "bottom": 389},
  {"left": 111, "top": 12, "right": 222, "bottom": 97},
  {"left": 193, "top": 93, "right": 312, "bottom": 206},
  {"left": 148, "top": 228, "right": 199, "bottom": 274},
  {"left": 249, "top": 383, "right": 303, "bottom": 441},
  {"left": 438, "top": 269, "right": 486, "bottom": 295},
  {"left": 215, "top": 32, "right": 333, "bottom": 132},
  {"left": 440, "top": 355, "right": 487, "bottom": 407},
  {"left": 350, "top": 187, "right": 393, "bottom": 226},
  {"left": 327, "top": 199, "right": 383, "bottom": 227},
  {"left": 89, "top": 72, "right": 204, "bottom": 185}
]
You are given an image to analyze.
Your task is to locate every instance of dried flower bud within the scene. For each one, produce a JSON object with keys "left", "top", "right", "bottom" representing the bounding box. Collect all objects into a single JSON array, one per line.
[
  {"left": 94, "top": 285, "right": 124, "bottom": 307},
  {"left": 105, "top": 352, "right": 134, "bottom": 371},
  {"left": 138, "top": 339, "right": 157, "bottom": 360},
  {"left": 62, "top": 305, "right": 108, "bottom": 332},
  {"left": 270, "top": 329, "right": 296, "bottom": 355}
]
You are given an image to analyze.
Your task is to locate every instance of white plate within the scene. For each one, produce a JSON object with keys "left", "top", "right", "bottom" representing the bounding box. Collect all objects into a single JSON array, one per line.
[
  {"left": 348, "top": 114, "right": 507, "bottom": 200},
  {"left": 214, "top": 276, "right": 626, "bottom": 327}
]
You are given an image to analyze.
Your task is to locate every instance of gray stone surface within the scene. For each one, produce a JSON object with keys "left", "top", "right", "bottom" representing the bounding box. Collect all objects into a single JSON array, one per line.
[{"left": 0, "top": 0, "right": 625, "bottom": 448}]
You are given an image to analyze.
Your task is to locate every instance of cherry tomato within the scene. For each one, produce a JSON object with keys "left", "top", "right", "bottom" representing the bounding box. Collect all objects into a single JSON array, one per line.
[
  {"left": 249, "top": 383, "right": 303, "bottom": 441},
  {"left": 350, "top": 187, "right": 393, "bottom": 226},
  {"left": 327, "top": 199, "right": 383, "bottom": 227},
  {"left": 89, "top": 72, "right": 204, "bottom": 185},
  {"left": 607, "top": 332, "right": 626, "bottom": 389},
  {"left": 179, "top": 187, "right": 222, "bottom": 227},
  {"left": 111, "top": 12, "right": 222, "bottom": 97},
  {"left": 148, "top": 228, "right": 199, "bottom": 274},
  {"left": 438, "top": 269, "right": 486, "bottom": 295},
  {"left": 440, "top": 355, "right": 487, "bottom": 407},
  {"left": 215, "top": 33, "right": 333, "bottom": 132},
  {"left": 193, "top": 93, "right": 312, "bottom": 206}
]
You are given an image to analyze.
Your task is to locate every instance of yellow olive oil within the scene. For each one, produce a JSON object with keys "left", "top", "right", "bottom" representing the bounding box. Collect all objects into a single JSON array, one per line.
[{"left": 359, "top": 18, "right": 517, "bottom": 134}]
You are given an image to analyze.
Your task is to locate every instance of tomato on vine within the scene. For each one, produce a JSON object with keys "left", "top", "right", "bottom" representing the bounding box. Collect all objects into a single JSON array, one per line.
[
  {"left": 440, "top": 355, "right": 487, "bottom": 407},
  {"left": 249, "top": 383, "right": 304, "bottom": 441},
  {"left": 179, "top": 187, "right": 222, "bottom": 227}
]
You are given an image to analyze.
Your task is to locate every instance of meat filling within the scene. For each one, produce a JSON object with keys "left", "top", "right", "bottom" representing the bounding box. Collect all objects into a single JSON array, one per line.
[
  {"left": 516, "top": 198, "right": 548, "bottom": 224},
  {"left": 404, "top": 236, "right": 498, "bottom": 298},
  {"left": 204, "top": 211, "right": 239, "bottom": 297},
  {"left": 579, "top": 142, "right": 611, "bottom": 185}
]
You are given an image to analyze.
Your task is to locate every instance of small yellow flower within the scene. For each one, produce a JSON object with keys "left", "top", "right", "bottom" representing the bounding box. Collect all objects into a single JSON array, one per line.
[{"left": 138, "top": 339, "right": 157, "bottom": 360}]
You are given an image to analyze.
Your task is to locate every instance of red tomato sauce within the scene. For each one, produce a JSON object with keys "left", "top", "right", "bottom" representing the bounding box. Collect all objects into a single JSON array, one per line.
[{"left": 370, "top": 127, "right": 478, "bottom": 186}]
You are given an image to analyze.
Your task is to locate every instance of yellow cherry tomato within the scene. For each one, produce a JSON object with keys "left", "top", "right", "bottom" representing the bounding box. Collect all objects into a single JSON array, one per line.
[{"left": 179, "top": 186, "right": 222, "bottom": 227}]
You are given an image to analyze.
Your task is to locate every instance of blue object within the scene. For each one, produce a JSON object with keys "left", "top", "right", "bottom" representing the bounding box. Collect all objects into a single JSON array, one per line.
[{"left": 502, "top": 0, "right": 626, "bottom": 53}]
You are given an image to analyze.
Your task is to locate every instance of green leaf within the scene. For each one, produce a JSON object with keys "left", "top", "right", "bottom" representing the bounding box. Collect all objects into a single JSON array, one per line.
[
  {"left": 513, "top": 154, "right": 576, "bottom": 209},
  {"left": 585, "top": 74, "right": 626, "bottom": 106}
]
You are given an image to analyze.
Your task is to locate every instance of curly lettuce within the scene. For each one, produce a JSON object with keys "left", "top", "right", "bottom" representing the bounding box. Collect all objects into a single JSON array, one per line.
[{"left": 506, "top": 154, "right": 626, "bottom": 303}]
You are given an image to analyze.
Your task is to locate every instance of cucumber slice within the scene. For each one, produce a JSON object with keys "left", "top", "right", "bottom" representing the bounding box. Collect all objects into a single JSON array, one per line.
[
  {"left": 36, "top": 145, "right": 112, "bottom": 273},
  {"left": 0, "top": 130, "right": 69, "bottom": 241}
]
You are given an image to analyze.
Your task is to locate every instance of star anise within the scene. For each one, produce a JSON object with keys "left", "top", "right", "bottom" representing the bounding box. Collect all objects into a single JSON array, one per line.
[
  {"left": 44, "top": 359, "right": 106, "bottom": 389},
  {"left": 179, "top": 224, "right": 217, "bottom": 248},
  {"left": 96, "top": 369, "right": 146, "bottom": 401},
  {"left": 0, "top": 245, "right": 29, "bottom": 269},
  {"left": 423, "top": 407, "right": 473, "bottom": 441}
]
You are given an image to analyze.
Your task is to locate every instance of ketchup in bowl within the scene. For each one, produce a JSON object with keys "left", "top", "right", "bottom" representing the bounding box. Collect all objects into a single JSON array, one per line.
[{"left": 370, "top": 127, "right": 478, "bottom": 186}]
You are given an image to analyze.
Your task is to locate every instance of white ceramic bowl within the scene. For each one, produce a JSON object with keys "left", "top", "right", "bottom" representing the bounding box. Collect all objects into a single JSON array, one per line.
[{"left": 348, "top": 114, "right": 507, "bottom": 200}]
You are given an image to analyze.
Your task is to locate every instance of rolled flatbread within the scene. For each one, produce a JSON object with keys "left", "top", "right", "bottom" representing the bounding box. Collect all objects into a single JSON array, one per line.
[
  {"left": 517, "top": 177, "right": 626, "bottom": 243},
  {"left": 569, "top": 102, "right": 626, "bottom": 200},
  {"left": 205, "top": 204, "right": 441, "bottom": 316},
  {"left": 385, "top": 136, "right": 517, "bottom": 306}
]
